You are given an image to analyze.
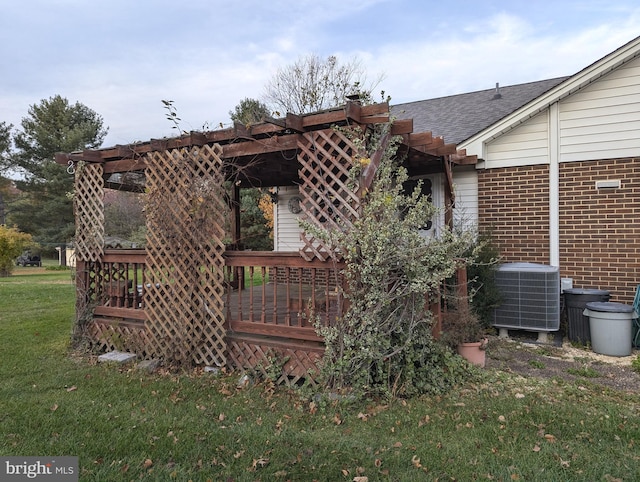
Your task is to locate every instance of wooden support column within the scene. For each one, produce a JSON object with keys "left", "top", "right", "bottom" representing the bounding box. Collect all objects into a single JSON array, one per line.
[
  {"left": 230, "top": 183, "right": 244, "bottom": 289},
  {"left": 443, "top": 157, "right": 455, "bottom": 228},
  {"left": 231, "top": 184, "right": 241, "bottom": 249}
]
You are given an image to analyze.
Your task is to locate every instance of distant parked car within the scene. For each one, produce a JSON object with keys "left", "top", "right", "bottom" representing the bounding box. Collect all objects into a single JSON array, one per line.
[{"left": 16, "top": 252, "right": 42, "bottom": 267}]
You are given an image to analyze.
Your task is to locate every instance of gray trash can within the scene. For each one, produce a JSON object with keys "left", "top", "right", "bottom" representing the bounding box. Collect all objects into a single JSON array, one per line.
[
  {"left": 563, "top": 289, "right": 610, "bottom": 344},
  {"left": 583, "top": 302, "right": 637, "bottom": 357}
]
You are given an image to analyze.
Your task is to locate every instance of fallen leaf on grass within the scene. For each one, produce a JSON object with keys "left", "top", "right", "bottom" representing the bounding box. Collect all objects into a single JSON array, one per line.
[
  {"left": 50, "top": 404, "right": 58, "bottom": 412},
  {"left": 251, "top": 457, "right": 269, "bottom": 469},
  {"left": 142, "top": 458, "right": 153, "bottom": 469},
  {"left": 532, "top": 444, "right": 541, "bottom": 452},
  {"left": 66, "top": 386, "right": 77, "bottom": 392},
  {"left": 418, "top": 415, "right": 430, "bottom": 427},
  {"left": 544, "top": 434, "right": 556, "bottom": 443},
  {"left": 353, "top": 477, "right": 368, "bottom": 482}
]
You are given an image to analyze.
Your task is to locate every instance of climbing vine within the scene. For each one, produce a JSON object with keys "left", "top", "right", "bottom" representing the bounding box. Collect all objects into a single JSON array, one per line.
[{"left": 305, "top": 124, "right": 478, "bottom": 398}]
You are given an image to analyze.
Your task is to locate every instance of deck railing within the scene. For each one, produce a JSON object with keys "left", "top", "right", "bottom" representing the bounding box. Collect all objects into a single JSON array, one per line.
[
  {"left": 84, "top": 249, "right": 148, "bottom": 322},
  {"left": 223, "top": 251, "right": 345, "bottom": 342},
  {"left": 82, "top": 249, "right": 466, "bottom": 343}
]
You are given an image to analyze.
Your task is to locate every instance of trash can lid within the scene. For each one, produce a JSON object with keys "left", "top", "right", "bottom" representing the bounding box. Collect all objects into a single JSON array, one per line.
[
  {"left": 584, "top": 301, "right": 634, "bottom": 313},
  {"left": 564, "top": 288, "right": 610, "bottom": 295}
]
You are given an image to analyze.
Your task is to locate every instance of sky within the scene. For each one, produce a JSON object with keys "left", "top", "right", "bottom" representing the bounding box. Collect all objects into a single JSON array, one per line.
[{"left": 1, "top": 0, "right": 639, "bottom": 149}]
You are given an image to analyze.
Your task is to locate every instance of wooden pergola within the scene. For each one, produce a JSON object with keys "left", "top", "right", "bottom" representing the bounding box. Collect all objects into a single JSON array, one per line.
[{"left": 57, "top": 101, "right": 475, "bottom": 383}]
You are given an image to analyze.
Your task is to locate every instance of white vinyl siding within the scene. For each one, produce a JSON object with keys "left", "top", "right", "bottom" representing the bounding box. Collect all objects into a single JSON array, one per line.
[
  {"left": 559, "top": 55, "right": 640, "bottom": 162},
  {"left": 273, "top": 175, "right": 449, "bottom": 247},
  {"left": 453, "top": 166, "right": 478, "bottom": 230},
  {"left": 274, "top": 186, "right": 304, "bottom": 252},
  {"left": 484, "top": 111, "right": 550, "bottom": 168}
]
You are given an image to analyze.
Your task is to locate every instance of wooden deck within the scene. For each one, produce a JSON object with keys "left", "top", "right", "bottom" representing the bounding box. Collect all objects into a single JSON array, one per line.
[
  {"left": 79, "top": 249, "right": 457, "bottom": 383},
  {"left": 82, "top": 249, "right": 344, "bottom": 342}
]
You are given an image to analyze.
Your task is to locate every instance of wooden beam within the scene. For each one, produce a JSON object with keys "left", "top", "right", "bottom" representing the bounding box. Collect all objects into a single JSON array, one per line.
[
  {"left": 345, "top": 101, "right": 362, "bottom": 123},
  {"left": 233, "top": 122, "right": 250, "bottom": 138},
  {"left": 222, "top": 134, "right": 298, "bottom": 158},
  {"left": 449, "top": 150, "right": 478, "bottom": 165},
  {"left": 80, "top": 149, "right": 103, "bottom": 162},
  {"left": 301, "top": 110, "right": 349, "bottom": 127},
  {"left": 406, "top": 131, "right": 433, "bottom": 147},
  {"left": 434, "top": 143, "right": 458, "bottom": 156},
  {"left": 54, "top": 152, "right": 70, "bottom": 165},
  {"left": 93, "top": 306, "right": 147, "bottom": 321},
  {"left": 228, "top": 320, "right": 323, "bottom": 342},
  {"left": 285, "top": 113, "right": 304, "bottom": 132},
  {"left": 150, "top": 139, "right": 168, "bottom": 151},
  {"left": 390, "top": 119, "right": 413, "bottom": 135},
  {"left": 102, "top": 158, "right": 147, "bottom": 174},
  {"left": 360, "top": 102, "right": 389, "bottom": 116},
  {"left": 188, "top": 131, "right": 207, "bottom": 146}
]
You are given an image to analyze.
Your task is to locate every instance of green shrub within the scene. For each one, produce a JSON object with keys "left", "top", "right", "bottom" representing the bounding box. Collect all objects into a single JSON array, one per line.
[
  {"left": 465, "top": 229, "right": 502, "bottom": 327},
  {"left": 0, "top": 225, "right": 34, "bottom": 277}
]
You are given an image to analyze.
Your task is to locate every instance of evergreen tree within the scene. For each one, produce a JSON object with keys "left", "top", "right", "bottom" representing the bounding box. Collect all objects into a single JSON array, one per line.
[
  {"left": 0, "top": 122, "right": 13, "bottom": 225},
  {"left": 8, "top": 95, "right": 107, "bottom": 249},
  {"left": 229, "top": 98, "right": 271, "bottom": 126},
  {"left": 229, "top": 98, "right": 274, "bottom": 250}
]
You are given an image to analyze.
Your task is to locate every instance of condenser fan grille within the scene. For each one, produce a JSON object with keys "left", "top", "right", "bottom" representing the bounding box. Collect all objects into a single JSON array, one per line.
[{"left": 493, "top": 263, "right": 560, "bottom": 331}]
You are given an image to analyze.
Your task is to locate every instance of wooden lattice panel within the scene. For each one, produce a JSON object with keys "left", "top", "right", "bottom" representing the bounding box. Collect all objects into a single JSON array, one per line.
[
  {"left": 297, "top": 129, "right": 361, "bottom": 261},
  {"left": 74, "top": 163, "right": 104, "bottom": 262},
  {"left": 144, "top": 145, "right": 228, "bottom": 366},
  {"left": 226, "top": 335, "right": 324, "bottom": 386}
]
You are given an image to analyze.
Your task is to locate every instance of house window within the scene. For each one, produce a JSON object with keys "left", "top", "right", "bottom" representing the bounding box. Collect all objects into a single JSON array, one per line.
[{"left": 402, "top": 178, "right": 433, "bottom": 231}]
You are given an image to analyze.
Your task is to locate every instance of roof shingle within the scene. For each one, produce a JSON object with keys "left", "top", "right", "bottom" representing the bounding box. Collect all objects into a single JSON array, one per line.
[{"left": 391, "top": 77, "right": 569, "bottom": 144}]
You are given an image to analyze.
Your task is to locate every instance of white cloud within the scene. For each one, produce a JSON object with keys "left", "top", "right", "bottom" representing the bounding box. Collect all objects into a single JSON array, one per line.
[{"left": 1, "top": 1, "right": 639, "bottom": 149}]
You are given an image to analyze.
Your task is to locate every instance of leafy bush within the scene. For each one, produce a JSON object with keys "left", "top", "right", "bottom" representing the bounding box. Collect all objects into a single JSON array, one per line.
[
  {"left": 441, "top": 298, "right": 487, "bottom": 349},
  {"left": 0, "top": 226, "right": 34, "bottom": 277},
  {"left": 464, "top": 229, "right": 502, "bottom": 327},
  {"left": 305, "top": 125, "right": 479, "bottom": 398}
]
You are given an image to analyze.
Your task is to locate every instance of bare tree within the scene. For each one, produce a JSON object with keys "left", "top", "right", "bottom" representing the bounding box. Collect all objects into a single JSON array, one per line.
[{"left": 264, "top": 54, "right": 383, "bottom": 115}]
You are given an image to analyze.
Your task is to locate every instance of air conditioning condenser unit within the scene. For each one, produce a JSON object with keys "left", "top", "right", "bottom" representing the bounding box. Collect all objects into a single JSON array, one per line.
[{"left": 493, "top": 262, "right": 560, "bottom": 334}]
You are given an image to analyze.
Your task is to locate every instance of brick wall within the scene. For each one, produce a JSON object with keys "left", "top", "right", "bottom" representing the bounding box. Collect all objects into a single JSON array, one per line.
[
  {"left": 559, "top": 158, "right": 640, "bottom": 303},
  {"left": 478, "top": 165, "right": 550, "bottom": 264}
]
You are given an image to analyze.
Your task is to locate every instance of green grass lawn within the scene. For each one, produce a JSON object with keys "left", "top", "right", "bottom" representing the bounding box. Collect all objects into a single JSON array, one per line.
[{"left": 1, "top": 269, "right": 639, "bottom": 481}]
